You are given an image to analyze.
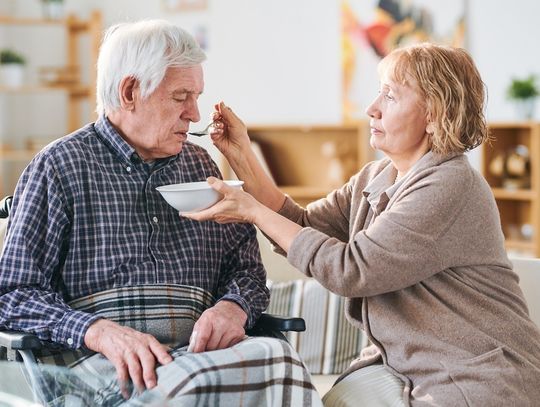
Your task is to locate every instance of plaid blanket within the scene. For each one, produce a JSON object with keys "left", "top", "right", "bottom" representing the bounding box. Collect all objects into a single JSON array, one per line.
[{"left": 31, "top": 285, "right": 321, "bottom": 406}]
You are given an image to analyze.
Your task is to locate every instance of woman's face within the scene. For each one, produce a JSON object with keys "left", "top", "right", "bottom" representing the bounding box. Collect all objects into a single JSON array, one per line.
[{"left": 366, "top": 73, "right": 431, "bottom": 169}]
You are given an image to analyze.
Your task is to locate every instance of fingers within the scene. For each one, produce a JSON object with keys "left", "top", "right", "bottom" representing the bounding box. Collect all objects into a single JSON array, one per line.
[
  {"left": 149, "top": 340, "right": 173, "bottom": 366},
  {"left": 212, "top": 101, "right": 241, "bottom": 125},
  {"left": 115, "top": 362, "right": 131, "bottom": 399},
  {"left": 138, "top": 347, "right": 158, "bottom": 390},
  {"left": 191, "top": 321, "right": 212, "bottom": 353},
  {"left": 125, "top": 351, "right": 146, "bottom": 394},
  {"left": 86, "top": 321, "right": 172, "bottom": 399},
  {"left": 180, "top": 206, "right": 216, "bottom": 221}
]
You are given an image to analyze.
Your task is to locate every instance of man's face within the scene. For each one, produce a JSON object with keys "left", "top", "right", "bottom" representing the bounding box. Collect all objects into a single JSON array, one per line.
[{"left": 128, "top": 65, "right": 204, "bottom": 160}]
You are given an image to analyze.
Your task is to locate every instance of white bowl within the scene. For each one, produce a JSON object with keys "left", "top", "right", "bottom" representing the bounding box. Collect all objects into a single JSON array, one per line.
[{"left": 156, "top": 180, "right": 244, "bottom": 212}]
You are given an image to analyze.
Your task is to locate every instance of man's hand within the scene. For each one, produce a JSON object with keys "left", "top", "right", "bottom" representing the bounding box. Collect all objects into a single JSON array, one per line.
[
  {"left": 189, "top": 300, "right": 248, "bottom": 353},
  {"left": 84, "top": 319, "right": 173, "bottom": 398}
]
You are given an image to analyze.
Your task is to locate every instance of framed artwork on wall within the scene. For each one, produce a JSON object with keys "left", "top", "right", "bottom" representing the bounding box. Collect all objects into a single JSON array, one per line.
[{"left": 341, "top": 0, "right": 467, "bottom": 122}]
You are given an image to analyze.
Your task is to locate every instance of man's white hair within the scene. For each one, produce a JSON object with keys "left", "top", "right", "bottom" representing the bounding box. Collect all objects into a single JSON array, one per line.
[{"left": 96, "top": 19, "right": 206, "bottom": 116}]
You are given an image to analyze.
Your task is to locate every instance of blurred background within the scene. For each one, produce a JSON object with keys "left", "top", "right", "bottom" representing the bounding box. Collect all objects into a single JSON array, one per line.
[{"left": 1, "top": 0, "right": 540, "bottom": 257}]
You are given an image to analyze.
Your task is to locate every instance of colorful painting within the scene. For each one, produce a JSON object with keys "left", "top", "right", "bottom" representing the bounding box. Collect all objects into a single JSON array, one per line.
[{"left": 341, "top": 0, "right": 466, "bottom": 122}]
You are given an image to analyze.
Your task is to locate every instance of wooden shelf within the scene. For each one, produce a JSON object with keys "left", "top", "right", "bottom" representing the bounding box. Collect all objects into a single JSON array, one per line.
[
  {"left": 281, "top": 186, "right": 332, "bottom": 200},
  {"left": 0, "top": 84, "right": 90, "bottom": 95},
  {"left": 0, "top": 11, "right": 102, "bottom": 197},
  {"left": 505, "top": 239, "right": 535, "bottom": 252},
  {"left": 0, "top": 15, "right": 65, "bottom": 25},
  {"left": 482, "top": 122, "right": 540, "bottom": 257},
  {"left": 492, "top": 188, "right": 535, "bottom": 201},
  {"left": 221, "top": 123, "right": 374, "bottom": 207},
  {"left": 0, "top": 15, "right": 93, "bottom": 31},
  {"left": 0, "top": 150, "right": 38, "bottom": 161}
]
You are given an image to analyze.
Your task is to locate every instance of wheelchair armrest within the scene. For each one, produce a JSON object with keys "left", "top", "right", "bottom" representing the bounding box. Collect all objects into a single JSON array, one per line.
[
  {"left": 255, "top": 313, "right": 306, "bottom": 333},
  {"left": 246, "top": 313, "right": 305, "bottom": 342},
  {"left": 0, "top": 196, "right": 13, "bottom": 219},
  {"left": 0, "top": 330, "right": 43, "bottom": 351}
]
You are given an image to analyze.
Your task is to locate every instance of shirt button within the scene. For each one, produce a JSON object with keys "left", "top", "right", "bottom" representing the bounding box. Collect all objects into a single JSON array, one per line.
[
  {"left": 67, "top": 337, "right": 74, "bottom": 345},
  {"left": 126, "top": 166, "right": 132, "bottom": 173},
  {"left": 152, "top": 216, "right": 159, "bottom": 223}
]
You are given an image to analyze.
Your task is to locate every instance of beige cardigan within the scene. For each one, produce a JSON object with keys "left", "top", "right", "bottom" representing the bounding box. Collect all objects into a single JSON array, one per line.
[{"left": 279, "top": 152, "right": 540, "bottom": 406}]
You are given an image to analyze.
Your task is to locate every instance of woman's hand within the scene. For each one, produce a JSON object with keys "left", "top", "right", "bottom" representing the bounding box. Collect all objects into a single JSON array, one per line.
[
  {"left": 180, "top": 177, "right": 263, "bottom": 224},
  {"left": 183, "top": 177, "right": 303, "bottom": 253},
  {"left": 210, "top": 102, "right": 251, "bottom": 161}
]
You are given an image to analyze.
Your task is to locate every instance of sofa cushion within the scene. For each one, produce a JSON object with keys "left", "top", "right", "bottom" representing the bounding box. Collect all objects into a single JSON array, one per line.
[{"left": 267, "top": 278, "right": 367, "bottom": 375}]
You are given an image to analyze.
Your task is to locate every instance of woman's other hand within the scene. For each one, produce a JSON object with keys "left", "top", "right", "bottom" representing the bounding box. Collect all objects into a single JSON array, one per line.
[
  {"left": 180, "top": 177, "right": 263, "bottom": 224},
  {"left": 210, "top": 102, "right": 251, "bottom": 161}
]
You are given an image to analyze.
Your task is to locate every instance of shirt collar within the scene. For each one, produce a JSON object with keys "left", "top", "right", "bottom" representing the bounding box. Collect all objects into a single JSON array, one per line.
[
  {"left": 362, "top": 151, "right": 456, "bottom": 212},
  {"left": 94, "top": 115, "right": 178, "bottom": 170},
  {"left": 94, "top": 115, "right": 136, "bottom": 165}
]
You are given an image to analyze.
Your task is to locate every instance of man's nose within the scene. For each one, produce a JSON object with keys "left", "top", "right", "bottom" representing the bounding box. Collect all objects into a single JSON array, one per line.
[{"left": 184, "top": 97, "right": 201, "bottom": 123}]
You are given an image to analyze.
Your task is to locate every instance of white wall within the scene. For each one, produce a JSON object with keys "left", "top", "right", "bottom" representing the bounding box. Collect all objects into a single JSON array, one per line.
[{"left": 3, "top": 0, "right": 540, "bottom": 167}]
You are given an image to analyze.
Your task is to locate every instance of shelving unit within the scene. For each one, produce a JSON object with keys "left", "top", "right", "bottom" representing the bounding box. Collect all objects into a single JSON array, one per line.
[
  {"left": 222, "top": 123, "right": 374, "bottom": 207},
  {"left": 481, "top": 122, "right": 540, "bottom": 257},
  {"left": 0, "top": 11, "right": 102, "bottom": 197}
]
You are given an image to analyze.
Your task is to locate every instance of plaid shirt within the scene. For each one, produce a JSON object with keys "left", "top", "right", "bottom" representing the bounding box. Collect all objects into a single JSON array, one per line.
[{"left": 0, "top": 116, "right": 269, "bottom": 350}]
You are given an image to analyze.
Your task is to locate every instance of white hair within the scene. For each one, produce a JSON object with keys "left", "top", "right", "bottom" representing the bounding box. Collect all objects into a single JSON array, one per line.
[{"left": 96, "top": 19, "right": 206, "bottom": 116}]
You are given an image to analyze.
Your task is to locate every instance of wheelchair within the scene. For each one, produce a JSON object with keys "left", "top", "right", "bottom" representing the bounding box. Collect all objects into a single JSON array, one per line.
[{"left": 0, "top": 195, "right": 306, "bottom": 405}]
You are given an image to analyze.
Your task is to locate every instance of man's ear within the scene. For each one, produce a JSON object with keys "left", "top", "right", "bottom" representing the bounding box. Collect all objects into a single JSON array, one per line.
[{"left": 118, "top": 76, "right": 138, "bottom": 111}]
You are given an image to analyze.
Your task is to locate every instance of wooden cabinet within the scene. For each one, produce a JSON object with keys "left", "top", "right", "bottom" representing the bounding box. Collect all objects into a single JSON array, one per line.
[
  {"left": 481, "top": 122, "right": 540, "bottom": 256},
  {"left": 222, "top": 123, "right": 374, "bottom": 207},
  {"left": 0, "top": 11, "right": 102, "bottom": 197}
]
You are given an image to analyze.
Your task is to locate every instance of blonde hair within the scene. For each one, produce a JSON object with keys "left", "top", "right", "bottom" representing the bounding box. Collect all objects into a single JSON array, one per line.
[{"left": 378, "top": 43, "right": 489, "bottom": 155}]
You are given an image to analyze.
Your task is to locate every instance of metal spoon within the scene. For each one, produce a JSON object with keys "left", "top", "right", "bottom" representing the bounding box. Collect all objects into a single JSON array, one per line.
[{"left": 188, "top": 121, "right": 214, "bottom": 137}]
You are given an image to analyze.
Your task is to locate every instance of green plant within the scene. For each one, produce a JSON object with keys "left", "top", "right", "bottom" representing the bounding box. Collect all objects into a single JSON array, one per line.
[
  {"left": 0, "top": 49, "right": 26, "bottom": 65},
  {"left": 507, "top": 75, "right": 539, "bottom": 100}
]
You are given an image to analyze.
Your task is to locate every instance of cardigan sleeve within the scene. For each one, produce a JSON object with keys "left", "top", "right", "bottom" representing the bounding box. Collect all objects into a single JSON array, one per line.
[{"left": 287, "top": 163, "right": 475, "bottom": 297}]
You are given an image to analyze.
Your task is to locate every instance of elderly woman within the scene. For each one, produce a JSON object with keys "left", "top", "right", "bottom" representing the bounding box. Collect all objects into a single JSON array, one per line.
[{"left": 184, "top": 43, "right": 540, "bottom": 406}]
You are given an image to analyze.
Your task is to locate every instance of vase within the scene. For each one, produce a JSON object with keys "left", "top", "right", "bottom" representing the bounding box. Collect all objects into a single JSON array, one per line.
[
  {"left": 513, "top": 98, "right": 536, "bottom": 120},
  {"left": 42, "top": 1, "right": 64, "bottom": 20},
  {"left": 0, "top": 64, "right": 25, "bottom": 88}
]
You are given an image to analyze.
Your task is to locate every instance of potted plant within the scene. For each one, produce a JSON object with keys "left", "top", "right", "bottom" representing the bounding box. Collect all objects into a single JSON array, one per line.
[
  {"left": 0, "top": 48, "right": 26, "bottom": 88},
  {"left": 507, "top": 75, "right": 539, "bottom": 120}
]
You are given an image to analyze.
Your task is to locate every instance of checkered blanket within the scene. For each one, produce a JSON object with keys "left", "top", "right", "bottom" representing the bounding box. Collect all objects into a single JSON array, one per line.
[{"left": 31, "top": 285, "right": 321, "bottom": 406}]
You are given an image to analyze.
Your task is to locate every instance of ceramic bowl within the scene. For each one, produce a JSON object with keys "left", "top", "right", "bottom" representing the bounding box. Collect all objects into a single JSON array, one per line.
[{"left": 156, "top": 180, "right": 244, "bottom": 212}]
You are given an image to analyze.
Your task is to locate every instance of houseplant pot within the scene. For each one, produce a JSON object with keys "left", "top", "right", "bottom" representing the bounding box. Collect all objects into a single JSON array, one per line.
[
  {"left": 507, "top": 75, "right": 539, "bottom": 120},
  {"left": 0, "top": 49, "right": 26, "bottom": 88},
  {"left": 41, "top": 0, "right": 64, "bottom": 20}
]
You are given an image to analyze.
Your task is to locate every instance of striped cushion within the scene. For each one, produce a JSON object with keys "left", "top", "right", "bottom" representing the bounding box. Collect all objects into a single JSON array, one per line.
[{"left": 267, "top": 279, "right": 368, "bottom": 375}]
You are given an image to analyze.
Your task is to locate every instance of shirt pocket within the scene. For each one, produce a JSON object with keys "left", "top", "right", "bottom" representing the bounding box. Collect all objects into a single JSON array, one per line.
[{"left": 440, "top": 346, "right": 528, "bottom": 406}]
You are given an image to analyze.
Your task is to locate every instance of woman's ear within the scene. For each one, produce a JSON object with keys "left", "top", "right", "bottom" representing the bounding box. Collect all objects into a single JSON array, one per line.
[
  {"left": 426, "top": 121, "right": 435, "bottom": 134},
  {"left": 118, "top": 76, "right": 138, "bottom": 111}
]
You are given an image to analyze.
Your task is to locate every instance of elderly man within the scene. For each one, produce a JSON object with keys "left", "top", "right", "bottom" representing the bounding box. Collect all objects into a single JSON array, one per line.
[{"left": 0, "top": 20, "right": 320, "bottom": 406}]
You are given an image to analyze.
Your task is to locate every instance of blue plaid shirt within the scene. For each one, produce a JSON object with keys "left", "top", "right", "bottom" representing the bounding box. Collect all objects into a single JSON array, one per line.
[{"left": 0, "top": 116, "right": 269, "bottom": 350}]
